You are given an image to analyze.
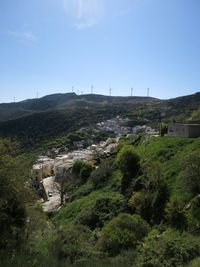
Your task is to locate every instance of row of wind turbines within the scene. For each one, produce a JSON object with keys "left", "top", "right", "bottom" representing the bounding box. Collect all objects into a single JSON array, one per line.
[
  {"left": 13, "top": 87, "right": 150, "bottom": 103},
  {"left": 70, "top": 85, "right": 150, "bottom": 97}
]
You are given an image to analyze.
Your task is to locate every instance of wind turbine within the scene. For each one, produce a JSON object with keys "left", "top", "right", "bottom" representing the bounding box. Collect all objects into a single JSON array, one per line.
[
  {"left": 131, "top": 88, "right": 133, "bottom": 97},
  {"left": 147, "top": 88, "right": 150, "bottom": 97}
]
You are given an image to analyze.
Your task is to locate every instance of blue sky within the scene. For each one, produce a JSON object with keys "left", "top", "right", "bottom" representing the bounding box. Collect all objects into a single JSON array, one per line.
[{"left": 0, "top": 0, "right": 200, "bottom": 103}]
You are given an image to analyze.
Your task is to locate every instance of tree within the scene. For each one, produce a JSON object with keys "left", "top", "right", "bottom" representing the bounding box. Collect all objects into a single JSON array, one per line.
[
  {"left": 76, "top": 194, "right": 124, "bottom": 229},
  {"left": 0, "top": 155, "right": 27, "bottom": 253},
  {"left": 136, "top": 229, "right": 200, "bottom": 267},
  {"left": 160, "top": 123, "right": 168, "bottom": 137},
  {"left": 98, "top": 213, "right": 149, "bottom": 256},
  {"left": 129, "top": 161, "right": 169, "bottom": 224},
  {"left": 165, "top": 196, "right": 187, "bottom": 230},
  {"left": 90, "top": 158, "right": 114, "bottom": 189},
  {"left": 191, "top": 107, "right": 200, "bottom": 123},
  {"left": 72, "top": 160, "right": 94, "bottom": 184},
  {"left": 116, "top": 146, "right": 141, "bottom": 195},
  {"left": 56, "top": 169, "right": 72, "bottom": 205},
  {"left": 181, "top": 151, "right": 200, "bottom": 196}
]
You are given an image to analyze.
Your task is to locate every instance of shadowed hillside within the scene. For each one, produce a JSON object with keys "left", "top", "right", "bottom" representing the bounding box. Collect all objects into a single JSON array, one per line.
[
  {"left": 0, "top": 93, "right": 158, "bottom": 122},
  {"left": 0, "top": 92, "right": 199, "bottom": 148}
]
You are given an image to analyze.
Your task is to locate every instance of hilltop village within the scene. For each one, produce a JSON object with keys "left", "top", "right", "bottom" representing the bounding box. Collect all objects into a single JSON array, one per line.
[
  {"left": 32, "top": 116, "right": 157, "bottom": 211},
  {"left": 32, "top": 115, "right": 200, "bottom": 212}
]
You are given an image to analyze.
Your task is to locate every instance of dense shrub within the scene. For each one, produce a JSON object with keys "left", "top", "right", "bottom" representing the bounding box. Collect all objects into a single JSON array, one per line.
[
  {"left": 0, "top": 156, "right": 28, "bottom": 253},
  {"left": 165, "top": 197, "right": 187, "bottom": 230},
  {"left": 117, "top": 145, "right": 140, "bottom": 177},
  {"left": 129, "top": 161, "right": 169, "bottom": 224},
  {"left": 51, "top": 225, "right": 95, "bottom": 264},
  {"left": 98, "top": 213, "right": 149, "bottom": 256},
  {"left": 160, "top": 123, "right": 168, "bottom": 137},
  {"left": 187, "top": 196, "right": 200, "bottom": 234},
  {"left": 116, "top": 145, "right": 141, "bottom": 195},
  {"left": 90, "top": 158, "right": 114, "bottom": 189},
  {"left": 76, "top": 194, "right": 124, "bottom": 229},
  {"left": 136, "top": 229, "right": 200, "bottom": 267},
  {"left": 188, "top": 257, "right": 200, "bottom": 267},
  {"left": 72, "top": 161, "right": 94, "bottom": 183},
  {"left": 181, "top": 151, "right": 200, "bottom": 196}
]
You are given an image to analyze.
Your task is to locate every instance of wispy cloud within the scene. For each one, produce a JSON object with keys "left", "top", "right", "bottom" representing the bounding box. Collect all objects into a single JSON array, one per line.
[
  {"left": 8, "top": 30, "right": 37, "bottom": 44},
  {"left": 113, "top": 0, "right": 137, "bottom": 17},
  {"left": 63, "top": 0, "right": 104, "bottom": 29},
  {"left": 116, "top": 8, "right": 131, "bottom": 17}
]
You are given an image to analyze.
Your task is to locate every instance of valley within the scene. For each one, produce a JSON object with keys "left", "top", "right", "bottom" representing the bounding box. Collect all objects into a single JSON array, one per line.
[{"left": 0, "top": 92, "right": 200, "bottom": 267}]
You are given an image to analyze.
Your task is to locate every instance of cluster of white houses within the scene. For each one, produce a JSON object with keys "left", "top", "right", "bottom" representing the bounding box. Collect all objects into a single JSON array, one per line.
[
  {"left": 95, "top": 116, "right": 200, "bottom": 138},
  {"left": 32, "top": 138, "right": 118, "bottom": 183},
  {"left": 32, "top": 118, "right": 200, "bottom": 186},
  {"left": 96, "top": 116, "right": 157, "bottom": 136}
]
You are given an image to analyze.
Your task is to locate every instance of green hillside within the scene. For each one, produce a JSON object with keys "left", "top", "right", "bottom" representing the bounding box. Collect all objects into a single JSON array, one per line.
[
  {"left": 0, "top": 92, "right": 200, "bottom": 124},
  {"left": 1, "top": 136, "right": 200, "bottom": 266},
  {"left": 0, "top": 93, "right": 158, "bottom": 122},
  {"left": 0, "top": 92, "right": 200, "bottom": 149}
]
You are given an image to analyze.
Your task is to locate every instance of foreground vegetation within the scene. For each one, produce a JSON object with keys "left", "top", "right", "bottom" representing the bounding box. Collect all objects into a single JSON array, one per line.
[{"left": 1, "top": 133, "right": 200, "bottom": 267}]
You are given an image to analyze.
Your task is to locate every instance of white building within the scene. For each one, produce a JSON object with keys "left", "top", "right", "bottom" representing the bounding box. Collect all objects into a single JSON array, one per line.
[
  {"left": 32, "top": 161, "right": 54, "bottom": 181},
  {"left": 54, "top": 160, "right": 73, "bottom": 178}
]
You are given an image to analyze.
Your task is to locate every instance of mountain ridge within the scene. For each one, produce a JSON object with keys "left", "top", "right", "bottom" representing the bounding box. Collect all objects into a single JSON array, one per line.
[
  {"left": 0, "top": 93, "right": 158, "bottom": 122},
  {"left": 0, "top": 92, "right": 199, "bottom": 147}
]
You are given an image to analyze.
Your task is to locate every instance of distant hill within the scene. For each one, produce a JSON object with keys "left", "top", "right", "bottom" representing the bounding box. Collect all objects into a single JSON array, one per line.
[
  {"left": 0, "top": 93, "right": 158, "bottom": 122},
  {"left": 160, "top": 92, "right": 200, "bottom": 121},
  {"left": 0, "top": 93, "right": 77, "bottom": 122},
  {"left": 0, "top": 92, "right": 199, "bottom": 148},
  {"left": 0, "top": 105, "right": 129, "bottom": 147}
]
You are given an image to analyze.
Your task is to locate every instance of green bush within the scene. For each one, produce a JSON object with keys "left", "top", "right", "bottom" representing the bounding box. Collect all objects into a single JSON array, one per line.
[
  {"left": 116, "top": 145, "right": 141, "bottom": 195},
  {"left": 187, "top": 196, "right": 200, "bottom": 234},
  {"left": 160, "top": 123, "right": 168, "bottom": 137},
  {"left": 98, "top": 213, "right": 149, "bottom": 256},
  {"left": 51, "top": 225, "right": 95, "bottom": 264},
  {"left": 76, "top": 194, "right": 124, "bottom": 229},
  {"left": 117, "top": 145, "right": 140, "bottom": 177},
  {"left": 136, "top": 229, "right": 200, "bottom": 267},
  {"left": 129, "top": 161, "right": 169, "bottom": 224},
  {"left": 72, "top": 161, "right": 94, "bottom": 183},
  {"left": 181, "top": 151, "right": 200, "bottom": 197},
  {"left": 165, "top": 196, "right": 187, "bottom": 230},
  {"left": 90, "top": 158, "right": 114, "bottom": 189},
  {"left": 188, "top": 257, "right": 200, "bottom": 267}
]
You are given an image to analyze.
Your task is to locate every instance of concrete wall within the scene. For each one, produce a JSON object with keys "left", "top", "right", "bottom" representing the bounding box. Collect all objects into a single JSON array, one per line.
[
  {"left": 168, "top": 123, "right": 200, "bottom": 138},
  {"left": 32, "top": 162, "right": 54, "bottom": 181},
  {"left": 188, "top": 125, "right": 200, "bottom": 138}
]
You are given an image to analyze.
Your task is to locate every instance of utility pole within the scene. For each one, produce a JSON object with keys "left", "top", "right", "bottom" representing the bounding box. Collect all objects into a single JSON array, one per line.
[
  {"left": 36, "top": 92, "right": 39, "bottom": 99},
  {"left": 77, "top": 89, "right": 79, "bottom": 95},
  {"left": 72, "top": 86, "right": 74, "bottom": 93},
  {"left": 131, "top": 88, "right": 133, "bottom": 97},
  {"left": 91, "top": 84, "right": 94, "bottom": 94},
  {"left": 13, "top": 96, "right": 16, "bottom": 103}
]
